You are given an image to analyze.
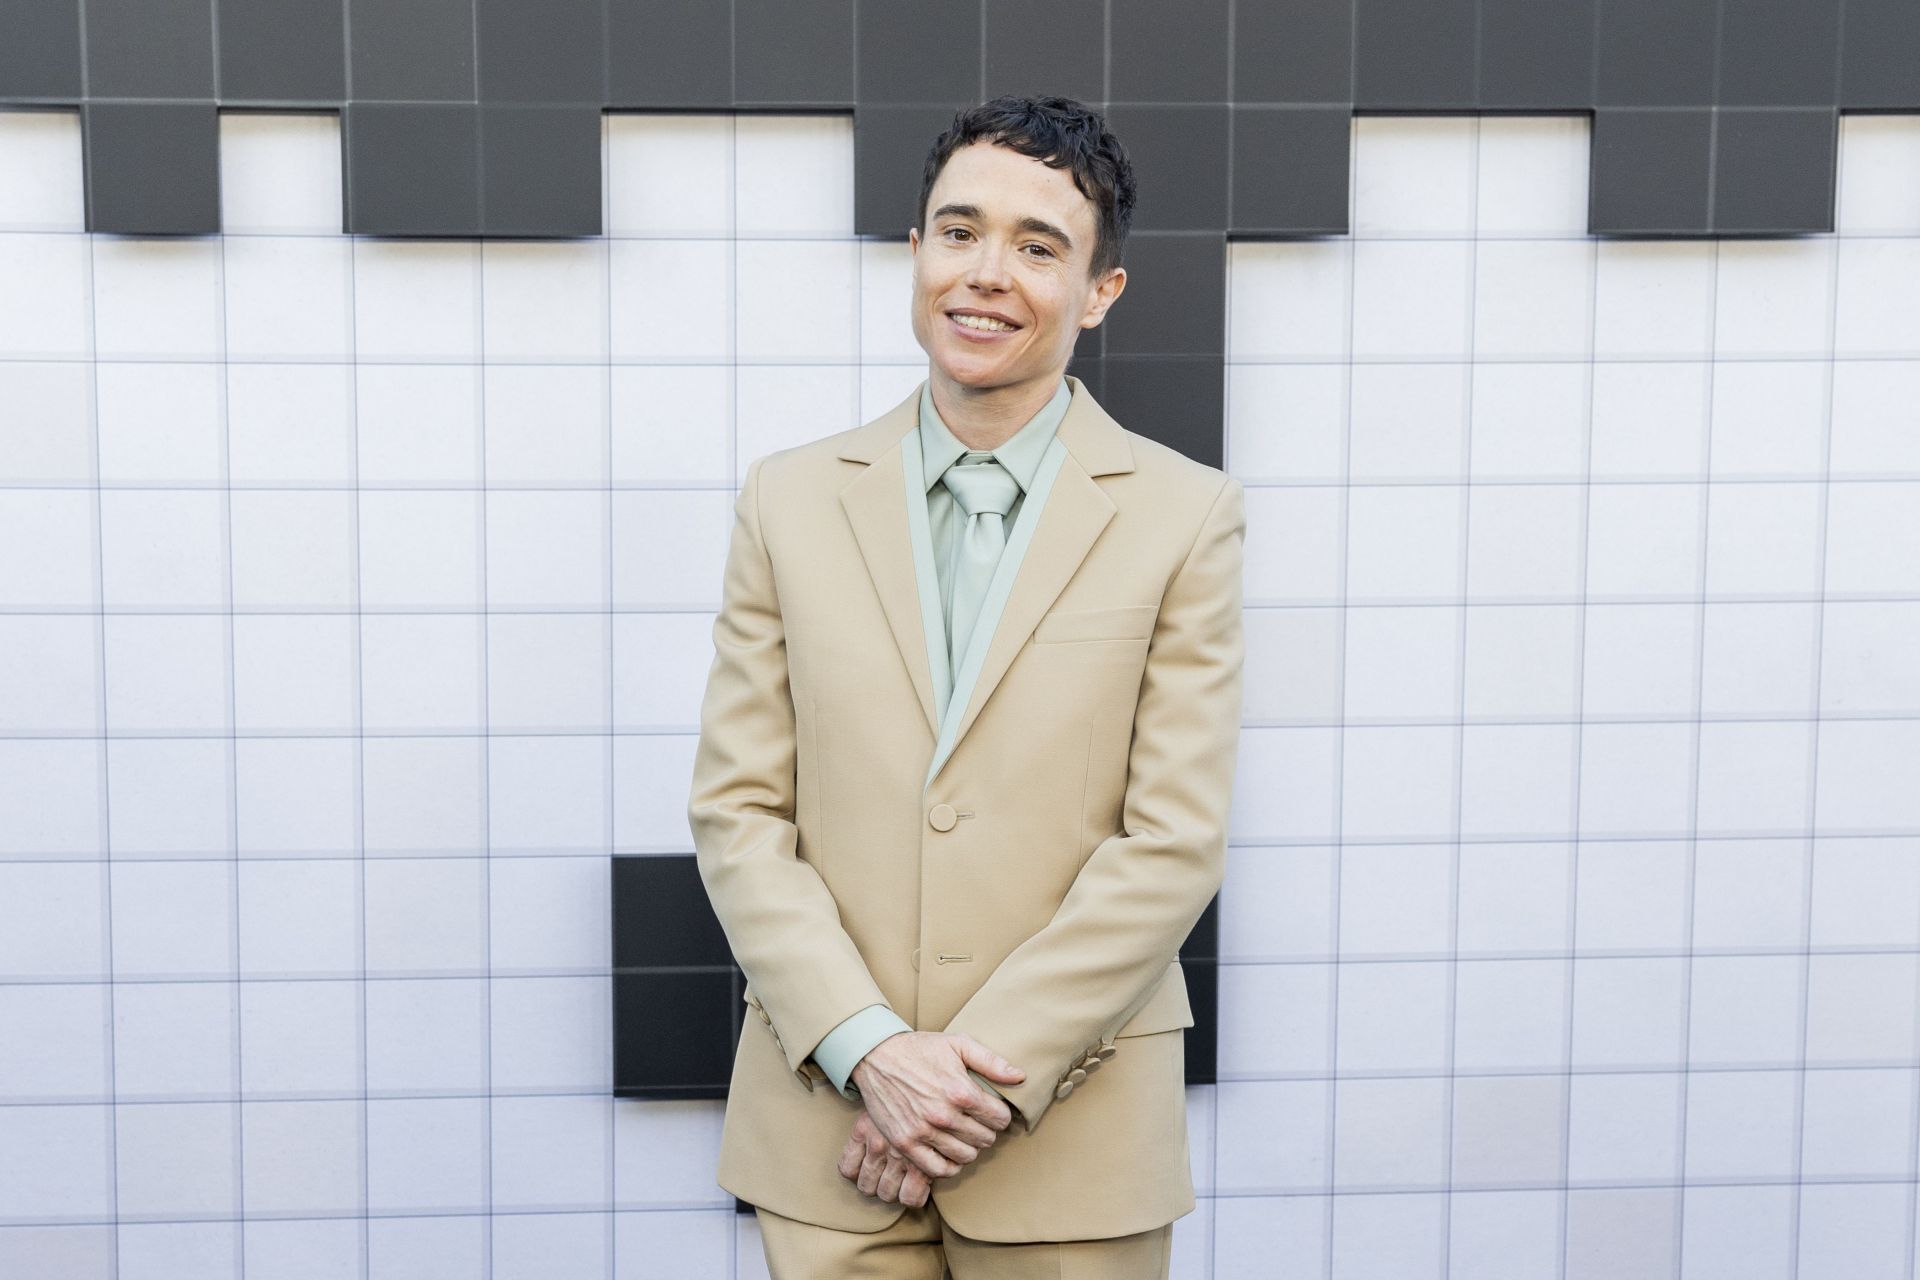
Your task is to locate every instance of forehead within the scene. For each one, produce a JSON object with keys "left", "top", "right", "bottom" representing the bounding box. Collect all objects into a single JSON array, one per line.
[{"left": 928, "top": 141, "right": 1096, "bottom": 236}]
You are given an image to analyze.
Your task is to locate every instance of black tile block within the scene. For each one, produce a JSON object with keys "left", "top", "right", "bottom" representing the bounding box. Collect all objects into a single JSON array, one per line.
[
  {"left": 854, "top": 104, "right": 958, "bottom": 237},
  {"left": 217, "top": 0, "right": 346, "bottom": 103},
  {"left": 348, "top": 0, "right": 474, "bottom": 102},
  {"left": 984, "top": 0, "right": 1104, "bottom": 106},
  {"left": 345, "top": 102, "right": 481, "bottom": 235},
  {"left": 1355, "top": 0, "right": 1476, "bottom": 109},
  {"left": 1719, "top": 0, "right": 1839, "bottom": 106},
  {"left": 1842, "top": 0, "right": 1920, "bottom": 108},
  {"left": 1105, "top": 105, "right": 1229, "bottom": 232},
  {"left": 1110, "top": 0, "right": 1228, "bottom": 103},
  {"left": 481, "top": 104, "right": 602, "bottom": 235},
  {"left": 1180, "top": 958, "right": 1217, "bottom": 1084},
  {"left": 856, "top": 1, "right": 980, "bottom": 105},
  {"left": 1480, "top": 0, "right": 1596, "bottom": 109},
  {"left": 612, "top": 969, "right": 737, "bottom": 1098},
  {"left": 1589, "top": 107, "right": 1712, "bottom": 234},
  {"left": 1181, "top": 893, "right": 1220, "bottom": 961},
  {"left": 611, "top": 854, "right": 734, "bottom": 970},
  {"left": 1595, "top": 0, "right": 1716, "bottom": 107},
  {"left": 1231, "top": 105, "right": 1351, "bottom": 236},
  {"left": 1067, "top": 353, "right": 1105, "bottom": 402},
  {"left": 1713, "top": 107, "right": 1836, "bottom": 233},
  {"left": 477, "top": 0, "right": 604, "bottom": 103},
  {"left": 606, "top": 0, "right": 731, "bottom": 108},
  {"left": 85, "top": 0, "right": 214, "bottom": 99},
  {"left": 84, "top": 101, "right": 220, "bottom": 234},
  {"left": 1101, "top": 356, "right": 1225, "bottom": 467},
  {"left": 1100, "top": 233, "right": 1225, "bottom": 357},
  {"left": 1235, "top": 0, "right": 1353, "bottom": 105},
  {"left": 2, "top": 0, "right": 84, "bottom": 99},
  {"left": 735, "top": 0, "right": 855, "bottom": 107}
]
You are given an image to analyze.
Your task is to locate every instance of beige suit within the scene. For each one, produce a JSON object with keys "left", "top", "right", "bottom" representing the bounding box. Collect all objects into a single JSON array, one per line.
[{"left": 687, "top": 373, "right": 1245, "bottom": 1242}]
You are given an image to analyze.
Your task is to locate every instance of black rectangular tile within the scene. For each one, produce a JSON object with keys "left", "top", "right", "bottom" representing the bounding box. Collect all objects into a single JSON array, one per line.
[
  {"left": 1180, "top": 958, "right": 1217, "bottom": 1084},
  {"left": 1479, "top": 0, "right": 1596, "bottom": 109},
  {"left": 612, "top": 969, "right": 737, "bottom": 1098},
  {"left": 606, "top": 0, "right": 731, "bottom": 107},
  {"left": 83, "top": 102, "right": 219, "bottom": 234},
  {"left": 0, "top": 0, "right": 83, "bottom": 99},
  {"left": 84, "top": 0, "right": 214, "bottom": 98},
  {"left": 348, "top": 0, "right": 474, "bottom": 101},
  {"left": 1100, "top": 234, "right": 1225, "bottom": 358},
  {"left": 855, "top": 0, "right": 979, "bottom": 105},
  {"left": 1105, "top": 105, "right": 1227, "bottom": 232},
  {"left": 481, "top": 103, "right": 601, "bottom": 235},
  {"left": 1181, "top": 894, "right": 1220, "bottom": 962},
  {"left": 985, "top": 0, "right": 1104, "bottom": 106},
  {"left": 1067, "top": 353, "right": 1105, "bottom": 402},
  {"left": 344, "top": 102, "right": 481, "bottom": 234},
  {"left": 217, "top": 0, "right": 345, "bottom": 102},
  {"left": 1234, "top": 0, "right": 1353, "bottom": 104},
  {"left": 1110, "top": 0, "right": 1228, "bottom": 102},
  {"left": 1354, "top": 0, "right": 1475, "bottom": 109},
  {"left": 1713, "top": 107, "right": 1836, "bottom": 233},
  {"left": 1100, "top": 356, "right": 1225, "bottom": 468},
  {"left": 477, "top": 0, "right": 603, "bottom": 103},
  {"left": 735, "top": 0, "right": 855, "bottom": 106},
  {"left": 1231, "top": 105, "right": 1351, "bottom": 236},
  {"left": 1595, "top": 0, "right": 1716, "bottom": 106},
  {"left": 854, "top": 103, "right": 954, "bottom": 237},
  {"left": 1842, "top": 0, "right": 1920, "bottom": 107},
  {"left": 1718, "top": 0, "right": 1839, "bottom": 106},
  {"left": 611, "top": 854, "right": 734, "bottom": 970},
  {"left": 1589, "top": 107, "right": 1712, "bottom": 234}
]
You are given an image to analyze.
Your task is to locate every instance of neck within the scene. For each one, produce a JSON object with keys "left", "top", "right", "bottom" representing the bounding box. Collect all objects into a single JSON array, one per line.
[{"left": 927, "top": 367, "right": 1063, "bottom": 451}]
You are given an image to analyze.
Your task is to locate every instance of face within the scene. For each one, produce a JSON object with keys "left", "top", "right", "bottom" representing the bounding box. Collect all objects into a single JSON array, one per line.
[{"left": 908, "top": 140, "right": 1126, "bottom": 400}]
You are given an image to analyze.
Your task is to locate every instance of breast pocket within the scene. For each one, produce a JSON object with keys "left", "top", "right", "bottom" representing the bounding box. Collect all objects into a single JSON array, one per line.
[{"left": 1031, "top": 603, "right": 1159, "bottom": 645}]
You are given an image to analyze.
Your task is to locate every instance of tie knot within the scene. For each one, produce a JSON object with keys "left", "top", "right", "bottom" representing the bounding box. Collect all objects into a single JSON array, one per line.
[{"left": 940, "top": 455, "right": 1020, "bottom": 518}]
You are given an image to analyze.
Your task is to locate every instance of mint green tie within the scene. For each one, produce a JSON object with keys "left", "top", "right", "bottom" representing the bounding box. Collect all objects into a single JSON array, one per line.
[{"left": 938, "top": 451, "right": 1021, "bottom": 681}]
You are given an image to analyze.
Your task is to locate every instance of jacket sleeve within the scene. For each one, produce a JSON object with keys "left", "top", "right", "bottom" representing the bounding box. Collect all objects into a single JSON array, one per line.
[
  {"left": 940, "top": 474, "right": 1245, "bottom": 1133},
  {"left": 688, "top": 453, "right": 895, "bottom": 1084}
]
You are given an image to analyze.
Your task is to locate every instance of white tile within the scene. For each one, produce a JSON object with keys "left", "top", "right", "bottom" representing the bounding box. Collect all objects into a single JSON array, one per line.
[
  {"left": 351, "top": 239, "right": 481, "bottom": 361},
  {"left": 483, "top": 364, "right": 608, "bottom": 486},
  {"left": 1589, "top": 361, "right": 1711, "bottom": 480},
  {"left": 613, "top": 1209, "right": 731, "bottom": 1278},
  {"left": 0, "top": 1104, "right": 113, "bottom": 1219},
  {"left": 369, "top": 1213, "right": 486, "bottom": 1280},
  {"left": 611, "top": 487, "right": 729, "bottom": 609},
  {"left": 1230, "top": 724, "right": 1340, "bottom": 844},
  {"left": 735, "top": 364, "right": 860, "bottom": 465},
  {"left": 357, "top": 491, "right": 484, "bottom": 609},
  {"left": 1335, "top": 844, "right": 1453, "bottom": 954},
  {"left": 1581, "top": 602, "right": 1698, "bottom": 717},
  {"left": 1227, "top": 240, "right": 1351, "bottom": 359},
  {"left": 735, "top": 115, "right": 854, "bottom": 236},
  {"left": 364, "top": 978, "right": 487, "bottom": 1093},
  {"left": 0, "top": 982, "right": 108, "bottom": 1100},
  {"left": 1692, "top": 836, "right": 1807, "bottom": 951},
  {"left": 611, "top": 732, "right": 697, "bottom": 852},
  {"left": 1700, "top": 600, "right": 1819, "bottom": 716},
  {"left": 1242, "top": 604, "right": 1342, "bottom": 723},
  {"left": 1828, "top": 360, "right": 1920, "bottom": 477},
  {"left": 1566, "top": 956, "right": 1687, "bottom": 1069},
  {"left": 1583, "top": 482, "right": 1704, "bottom": 600},
  {"left": 1819, "top": 601, "right": 1920, "bottom": 715},
  {"left": 1835, "top": 114, "right": 1920, "bottom": 234},
  {"left": 218, "top": 112, "right": 343, "bottom": 235},
  {"left": 92, "top": 239, "right": 225, "bottom": 360},
  {"left": 480, "top": 239, "right": 609, "bottom": 362},
  {"left": 1810, "top": 836, "right": 1920, "bottom": 949},
  {"left": 1703, "top": 481, "right": 1823, "bottom": 596},
  {"left": 362, "top": 737, "right": 486, "bottom": 857},
  {"left": 364, "top": 856, "right": 488, "bottom": 974},
  {"left": 606, "top": 113, "right": 733, "bottom": 236},
  {"left": 1795, "top": 1183, "right": 1909, "bottom": 1280},
  {"left": 232, "top": 613, "right": 358, "bottom": 733},
  {"left": 234, "top": 737, "right": 359, "bottom": 856},
  {"left": 610, "top": 365, "right": 733, "bottom": 484},
  {"left": 108, "top": 980, "right": 233, "bottom": 1099},
  {"left": 1697, "top": 719, "right": 1815, "bottom": 836},
  {"left": 99, "top": 490, "right": 227, "bottom": 609},
  {"left": 1465, "top": 484, "right": 1586, "bottom": 601},
  {"left": 240, "top": 1098, "right": 364, "bottom": 1214},
  {"left": 95, "top": 361, "right": 224, "bottom": 484},
  {"left": 609, "top": 238, "right": 733, "bottom": 361},
  {"left": 1459, "top": 723, "right": 1581, "bottom": 840},
  {"left": 0, "top": 361, "right": 94, "bottom": 483},
  {"left": 1214, "top": 1079, "right": 1327, "bottom": 1192},
  {"left": 1822, "top": 481, "right": 1920, "bottom": 595},
  {"left": 230, "top": 489, "right": 356, "bottom": 609},
  {"left": 1215, "top": 961, "right": 1332, "bottom": 1077},
  {"left": 493, "top": 1210, "right": 610, "bottom": 1280},
  {"left": 1576, "top": 722, "right": 1696, "bottom": 838},
  {"left": 1833, "top": 238, "right": 1920, "bottom": 356},
  {"left": 487, "top": 735, "right": 607, "bottom": 854},
  {"left": 355, "top": 364, "right": 483, "bottom": 486},
  {"left": 1448, "top": 1189, "right": 1563, "bottom": 1280},
  {"left": 1467, "top": 362, "right": 1588, "bottom": 481},
  {"left": 489, "top": 1093, "right": 609, "bottom": 1209},
  {"left": 1330, "top": 1075, "right": 1449, "bottom": 1187},
  {"left": 1333, "top": 961, "right": 1451, "bottom": 1073},
  {"left": 223, "top": 234, "right": 354, "bottom": 360},
  {"left": 1799, "top": 1067, "right": 1914, "bottom": 1177},
  {"left": 1712, "top": 238, "right": 1836, "bottom": 359},
  {"left": 1565, "top": 1071, "right": 1682, "bottom": 1180},
  {"left": 1687, "top": 953, "right": 1805, "bottom": 1065},
  {"left": 1186, "top": 1084, "right": 1214, "bottom": 1194},
  {"left": 1456, "top": 841, "right": 1572, "bottom": 955},
  {"left": 1805, "top": 951, "right": 1920, "bottom": 1064},
  {"left": 1344, "top": 485, "right": 1462, "bottom": 601},
  {"left": 735, "top": 240, "right": 858, "bottom": 362},
  {"left": 0, "top": 232, "right": 91, "bottom": 359},
  {"left": 488, "top": 854, "right": 608, "bottom": 973},
  {"left": 1575, "top": 841, "right": 1690, "bottom": 952},
  {"left": 360, "top": 613, "right": 484, "bottom": 733},
  {"left": 486, "top": 490, "right": 607, "bottom": 608},
  {"left": 1228, "top": 363, "right": 1347, "bottom": 482},
  {"left": 491, "top": 975, "right": 610, "bottom": 1090},
  {"left": 1682, "top": 1069, "right": 1799, "bottom": 1179},
  {"left": 120, "top": 1221, "right": 240, "bottom": 1280},
  {"left": 1450, "top": 1074, "right": 1566, "bottom": 1184},
  {"left": 109, "top": 859, "right": 233, "bottom": 978},
  {"left": 1462, "top": 603, "right": 1581, "bottom": 719},
  {"left": 1593, "top": 240, "right": 1716, "bottom": 359},
  {"left": 1340, "top": 604, "right": 1458, "bottom": 722},
  {"left": 105, "top": 738, "right": 231, "bottom": 858},
  {"left": 227, "top": 364, "right": 356, "bottom": 485},
  {"left": 1681, "top": 1185, "right": 1797, "bottom": 1280},
  {"left": 1340, "top": 724, "right": 1456, "bottom": 841},
  {"left": 612, "top": 611, "right": 715, "bottom": 729},
  {"left": 242, "top": 1217, "right": 361, "bottom": 1278},
  {"left": 238, "top": 978, "right": 360, "bottom": 1095},
  {"left": 366, "top": 1097, "right": 487, "bottom": 1213},
  {"left": 0, "top": 862, "right": 103, "bottom": 979},
  {"left": 1348, "top": 362, "right": 1468, "bottom": 481},
  {"left": 1351, "top": 240, "right": 1473, "bottom": 359},
  {"left": 102, "top": 614, "right": 228, "bottom": 734},
  {"left": 0, "top": 615, "right": 99, "bottom": 734},
  {"left": 0, "top": 108, "right": 85, "bottom": 231},
  {"left": 488, "top": 612, "right": 608, "bottom": 732},
  {"left": 1475, "top": 116, "right": 1589, "bottom": 236},
  {"left": 1214, "top": 1193, "right": 1327, "bottom": 1279},
  {"left": 236, "top": 858, "right": 358, "bottom": 976},
  {"left": 1471, "top": 239, "right": 1594, "bottom": 359},
  {"left": 1352, "top": 116, "right": 1476, "bottom": 235},
  {"left": 859, "top": 238, "right": 920, "bottom": 360},
  {"left": 1709, "top": 361, "right": 1831, "bottom": 485},
  {"left": 0, "top": 490, "right": 96, "bottom": 609}
]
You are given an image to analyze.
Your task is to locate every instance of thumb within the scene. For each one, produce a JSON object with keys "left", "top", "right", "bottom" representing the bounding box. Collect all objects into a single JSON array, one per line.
[{"left": 954, "top": 1035, "right": 1026, "bottom": 1082}]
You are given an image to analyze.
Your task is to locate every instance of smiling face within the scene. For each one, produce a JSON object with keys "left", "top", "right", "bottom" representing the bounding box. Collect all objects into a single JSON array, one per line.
[{"left": 908, "top": 140, "right": 1126, "bottom": 407}]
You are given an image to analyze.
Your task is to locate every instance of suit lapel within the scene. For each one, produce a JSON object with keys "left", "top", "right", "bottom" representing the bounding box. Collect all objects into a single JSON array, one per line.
[{"left": 835, "top": 374, "right": 1137, "bottom": 788}]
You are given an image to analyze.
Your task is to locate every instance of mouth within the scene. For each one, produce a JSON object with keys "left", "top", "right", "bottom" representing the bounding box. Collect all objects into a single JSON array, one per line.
[{"left": 946, "top": 310, "right": 1022, "bottom": 342}]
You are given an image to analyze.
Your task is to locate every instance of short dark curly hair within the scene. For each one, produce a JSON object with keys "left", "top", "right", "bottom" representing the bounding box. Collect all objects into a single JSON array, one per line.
[{"left": 914, "top": 95, "right": 1136, "bottom": 282}]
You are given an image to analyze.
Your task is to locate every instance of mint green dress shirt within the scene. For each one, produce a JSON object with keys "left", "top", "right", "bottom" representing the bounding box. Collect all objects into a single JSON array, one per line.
[{"left": 807, "top": 375, "right": 1074, "bottom": 1105}]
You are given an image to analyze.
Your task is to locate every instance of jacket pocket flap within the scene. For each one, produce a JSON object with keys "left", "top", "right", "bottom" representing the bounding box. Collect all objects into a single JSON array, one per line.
[
  {"left": 1033, "top": 603, "right": 1159, "bottom": 644},
  {"left": 1114, "top": 962, "right": 1194, "bottom": 1038}
]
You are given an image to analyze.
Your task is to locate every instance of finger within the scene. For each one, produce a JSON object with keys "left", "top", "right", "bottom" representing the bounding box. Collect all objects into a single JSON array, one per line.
[
  {"left": 878, "top": 1154, "right": 906, "bottom": 1204},
  {"left": 921, "top": 1127, "right": 985, "bottom": 1167},
  {"left": 902, "top": 1167, "right": 932, "bottom": 1207},
  {"left": 858, "top": 1148, "right": 885, "bottom": 1197},
  {"left": 902, "top": 1141, "right": 961, "bottom": 1181}
]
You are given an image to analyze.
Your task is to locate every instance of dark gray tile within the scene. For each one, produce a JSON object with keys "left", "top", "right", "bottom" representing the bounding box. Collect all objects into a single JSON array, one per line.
[
  {"left": 0, "top": 0, "right": 83, "bottom": 99},
  {"left": 1712, "top": 108, "right": 1835, "bottom": 233},
  {"left": 348, "top": 0, "right": 473, "bottom": 101},
  {"left": 84, "top": 102, "right": 220, "bottom": 234},
  {"left": 606, "top": 0, "right": 731, "bottom": 107},
  {"left": 1101, "top": 356, "right": 1225, "bottom": 467},
  {"left": 1067, "top": 353, "right": 1105, "bottom": 402},
  {"left": 1480, "top": 0, "right": 1595, "bottom": 108},
  {"left": 735, "top": 0, "right": 855, "bottom": 107},
  {"left": 477, "top": 0, "right": 603, "bottom": 103},
  {"left": 1101, "top": 234, "right": 1225, "bottom": 357},
  {"left": 217, "top": 0, "right": 345, "bottom": 102},
  {"left": 1595, "top": 0, "right": 1715, "bottom": 106},
  {"left": 85, "top": 0, "right": 214, "bottom": 98},
  {"left": 1719, "top": 0, "right": 1839, "bottom": 106},
  {"left": 854, "top": 104, "right": 955, "bottom": 237},
  {"left": 1231, "top": 105, "right": 1350, "bottom": 236},
  {"left": 1234, "top": 0, "right": 1352, "bottom": 104},
  {"left": 985, "top": 0, "right": 1104, "bottom": 106},
  {"left": 1589, "top": 107, "right": 1712, "bottom": 234},
  {"left": 612, "top": 969, "right": 736, "bottom": 1098},
  {"left": 855, "top": 0, "right": 979, "bottom": 105},
  {"left": 481, "top": 104, "right": 601, "bottom": 235},
  {"left": 1181, "top": 895, "right": 1219, "bottom": 961},
  {"left": 1181, "top": 957, "right": 1217, "bottom": 1084},
  {"left": 1105, "top": 105, "right": 1228, "bottom": 232},
  {"left": 611, "top": 855, "right": 733, "bottom": 970},
  {"left": 1354, "top": 0, "right": 1475, "bottom": 109},
  {"left": 344, "top": 102, "right": 481, "bottom": 235},
  {"left": 1842, "top": 0, "right": 1920, "bottom": 107},
  {"left": 1110, "top": 0, "right": 1227, "bottom": 103}
]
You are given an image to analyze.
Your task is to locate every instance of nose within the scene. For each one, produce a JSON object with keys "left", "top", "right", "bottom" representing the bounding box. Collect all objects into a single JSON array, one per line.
[{"left": 963, "top": 237, "right": 1015, "bottom": 291}]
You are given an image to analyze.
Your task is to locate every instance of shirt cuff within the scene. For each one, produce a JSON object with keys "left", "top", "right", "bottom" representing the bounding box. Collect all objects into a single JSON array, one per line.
[{"left": 809, "top": 1004, "right": 912, "bottom": 1100}]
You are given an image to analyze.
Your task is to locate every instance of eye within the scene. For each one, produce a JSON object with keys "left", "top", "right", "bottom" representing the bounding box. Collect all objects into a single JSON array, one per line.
[
  {"left": 1025, "top": 243, "right": 1054, "bottom": 259},
  {"left": 945, "top": 227, "right": 973, "bottom": 242}
]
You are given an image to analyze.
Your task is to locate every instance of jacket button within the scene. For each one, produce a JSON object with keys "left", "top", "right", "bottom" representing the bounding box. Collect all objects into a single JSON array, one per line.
[
  {"left": 1096, "top": 1045, "right": 1117, "bottom": 1060},
  {"left": 1054, "top": 1080, "right": 1075, "bottom": 1100},
  {"left": 928, "top": 803, "right": 957, "bottom": 831},
  {"left": 1067, "top": 1067, "right": 1087, "bottom": 1085},
  {"left": 1082, "top": 1057, "right": 1102, "bottom": 1074}
]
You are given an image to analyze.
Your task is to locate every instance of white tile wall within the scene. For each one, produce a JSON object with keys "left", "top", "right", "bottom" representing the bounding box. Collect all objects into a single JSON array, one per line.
[{"left": 0, "top": 104, "right": 1916, "bottom": 1279}]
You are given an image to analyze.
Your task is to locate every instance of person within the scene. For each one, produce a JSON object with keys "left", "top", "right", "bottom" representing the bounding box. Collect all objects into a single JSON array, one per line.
[{"left": 687, "top": 93, "right": 1245, "bottom": 1279}]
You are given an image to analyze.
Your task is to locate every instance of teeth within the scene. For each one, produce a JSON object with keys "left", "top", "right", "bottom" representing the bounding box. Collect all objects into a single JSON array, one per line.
[{"left": 954, "top": 313, "right": 1016, "bottom": 332}]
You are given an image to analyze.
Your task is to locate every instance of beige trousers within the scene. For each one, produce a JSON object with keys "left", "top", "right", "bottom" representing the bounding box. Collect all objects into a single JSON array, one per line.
[{"left": 754, "top": 1198, "right": 1174, "bottom": 1280}]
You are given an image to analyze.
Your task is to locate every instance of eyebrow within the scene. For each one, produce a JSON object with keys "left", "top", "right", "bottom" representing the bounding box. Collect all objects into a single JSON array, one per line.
[{"left": 930, "top": 202, "right": 1075, "bottom": 254}]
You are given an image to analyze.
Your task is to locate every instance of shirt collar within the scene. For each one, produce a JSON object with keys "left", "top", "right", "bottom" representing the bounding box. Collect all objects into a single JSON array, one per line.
[{"left": 918, "top": 376, "right": 1072, "bottom": 496}]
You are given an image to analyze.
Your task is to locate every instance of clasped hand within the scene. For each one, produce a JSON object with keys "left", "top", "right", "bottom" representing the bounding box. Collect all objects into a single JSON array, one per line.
[{"left": 835, "top": 1031, "right": 1025, "bottom": 1207}]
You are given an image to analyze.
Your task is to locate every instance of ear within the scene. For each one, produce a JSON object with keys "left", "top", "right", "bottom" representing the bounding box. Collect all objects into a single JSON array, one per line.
[{"left": 1077, "top": 266, "right": 1127, "bottom": 330}]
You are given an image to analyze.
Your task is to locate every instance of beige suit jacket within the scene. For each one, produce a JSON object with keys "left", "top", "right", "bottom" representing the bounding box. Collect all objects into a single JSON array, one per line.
[{"left": 687, "top": 373, "right": 1246, "bottom": 1241}]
